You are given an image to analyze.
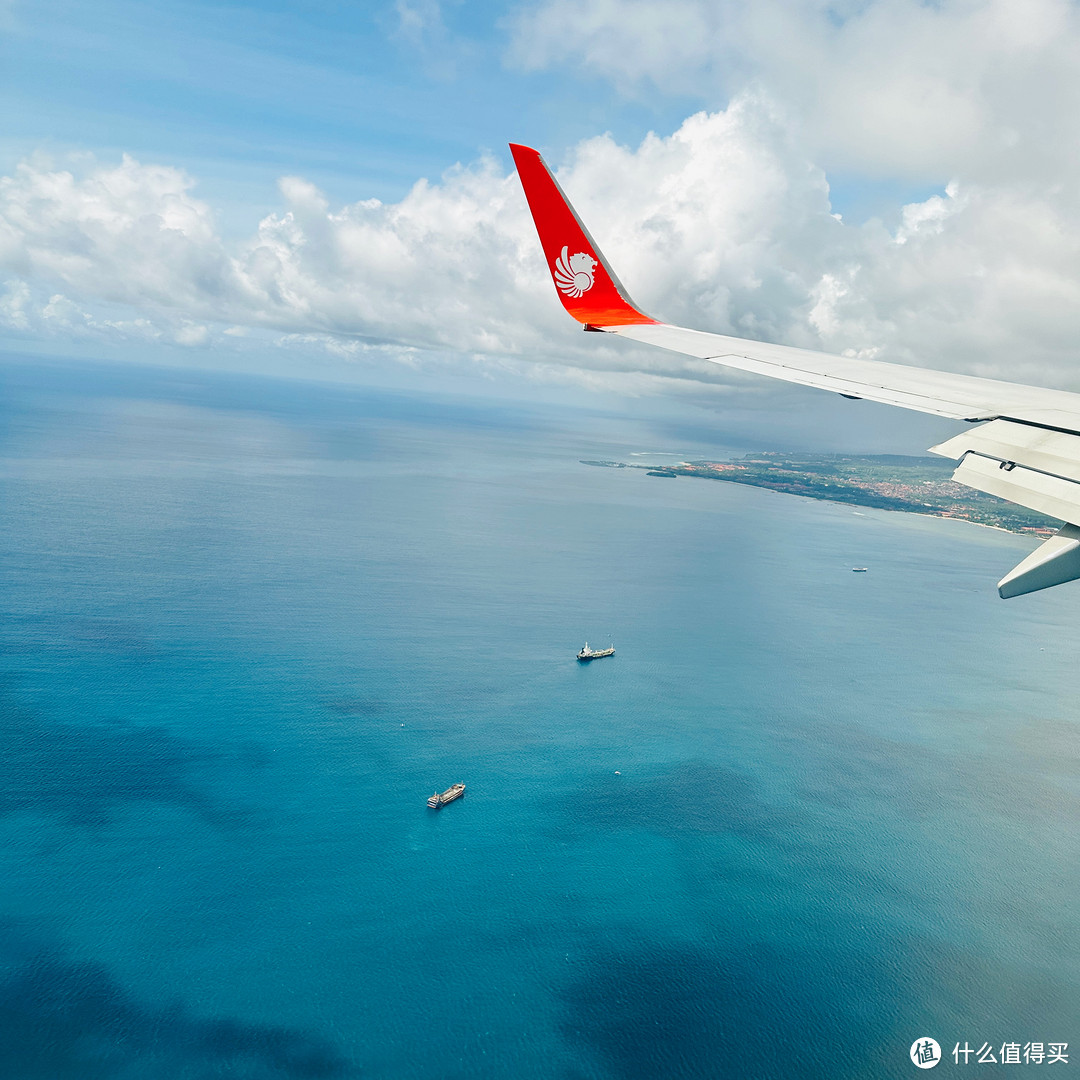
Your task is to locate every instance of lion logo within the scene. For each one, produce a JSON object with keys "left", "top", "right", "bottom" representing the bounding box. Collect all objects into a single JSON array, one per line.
[{"left": 554, "top": 246, "right": 597, "bottom": 298}]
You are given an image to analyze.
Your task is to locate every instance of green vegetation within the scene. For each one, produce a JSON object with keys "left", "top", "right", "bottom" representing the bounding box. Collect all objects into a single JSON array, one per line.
[{"left": 582, "top": 452, "right": 1060, "bottom": 535}]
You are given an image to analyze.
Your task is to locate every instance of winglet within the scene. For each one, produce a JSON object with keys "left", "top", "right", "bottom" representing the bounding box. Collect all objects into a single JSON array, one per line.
[{"left": 509, "top": 143, "right": 656, "bottom": 328}]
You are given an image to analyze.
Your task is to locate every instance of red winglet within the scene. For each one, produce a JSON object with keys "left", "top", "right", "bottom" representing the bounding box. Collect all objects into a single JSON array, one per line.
[{"left": 510, "top": 143, "right": 656, "bottom": 328}]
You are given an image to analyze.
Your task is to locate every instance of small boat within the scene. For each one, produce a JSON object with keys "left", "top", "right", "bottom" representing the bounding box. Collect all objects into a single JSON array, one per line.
[
  {"left": 577, "top": 642, "right": 615, "bottom": 661},
  {"left": 851, "top": 567, "right": 868, "bottom": 572},
  {"left": 427, "top": 783, "right": 465, "bottom": 808}
]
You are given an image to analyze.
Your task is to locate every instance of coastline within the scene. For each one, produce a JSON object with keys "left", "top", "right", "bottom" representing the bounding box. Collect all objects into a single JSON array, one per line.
[{"left": 581, "top": 455, "right": 1059, "bottom": 539}]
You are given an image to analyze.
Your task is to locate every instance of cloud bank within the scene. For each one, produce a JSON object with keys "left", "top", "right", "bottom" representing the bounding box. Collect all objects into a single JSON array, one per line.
[
  {"left": 507, "top": 0, "right": 1080, "bottom": 185},
  {"left": 3, "top": 85, "right": 1080, "bottom": 395}
]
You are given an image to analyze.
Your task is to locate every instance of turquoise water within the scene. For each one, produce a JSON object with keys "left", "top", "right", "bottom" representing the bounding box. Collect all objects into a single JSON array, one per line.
[{"left": 0, "top": 360, "right": 1077, "bottom": 1078}]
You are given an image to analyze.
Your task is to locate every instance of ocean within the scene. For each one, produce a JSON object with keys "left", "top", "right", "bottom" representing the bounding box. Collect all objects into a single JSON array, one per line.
[{"left": 0, "top": 358, "right": 1077, "bottom": 1078}]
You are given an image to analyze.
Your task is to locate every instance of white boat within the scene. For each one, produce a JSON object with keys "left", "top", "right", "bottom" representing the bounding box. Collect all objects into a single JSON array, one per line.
[
  {"left": 577, "top": 642, "right": 615, "bottom": 661},
  {"left": 427, "top": 783, "right": 465, "bottom": 808}
]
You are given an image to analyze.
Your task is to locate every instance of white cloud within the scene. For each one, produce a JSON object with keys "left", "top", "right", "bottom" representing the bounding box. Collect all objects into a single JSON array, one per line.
[
  {"left": 0, "top": 279, "right": 31, "bottom": 329},
  {"left": 0, "top": 154, "right": 232, "bottom": 312},
  {"left": 394, "top": 0, "right": 447, "bottom": 48},
  {"left": 0, "top": 151, "right": 558, "bottom": 357},
  {"left": 3, "top": 96, "right": 1080, "bottom": 395},
  {"left": 505, "top": 0, "right": 1080, "bottom": 184},
  {"left": 390, "top": 0, "right": 475, "bottom": 80}
]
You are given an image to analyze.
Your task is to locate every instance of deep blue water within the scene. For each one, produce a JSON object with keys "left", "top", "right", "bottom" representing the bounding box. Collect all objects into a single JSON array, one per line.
[{"left": 0, "top": 359, "right": 1077, "bottom": 1079}]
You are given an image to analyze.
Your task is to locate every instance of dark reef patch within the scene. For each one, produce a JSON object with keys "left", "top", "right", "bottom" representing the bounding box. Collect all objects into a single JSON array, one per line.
[
  {"left": 0, "top": 928, "right": 352, "bottom": 1079},
  {"left": 558, "top": 932, "right": 1076, "bottom": 1080},
  {"left": 0, "top": 688, "right": 244, "bottom": 827},
  {"left": 559, "top": 938, "right": 876, "bottom": 1080}
]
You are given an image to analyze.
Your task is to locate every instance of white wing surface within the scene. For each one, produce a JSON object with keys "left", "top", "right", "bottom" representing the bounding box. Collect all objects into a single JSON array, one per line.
[{"left": 510, "top": 142, "right": 1080, "bottom": 597}]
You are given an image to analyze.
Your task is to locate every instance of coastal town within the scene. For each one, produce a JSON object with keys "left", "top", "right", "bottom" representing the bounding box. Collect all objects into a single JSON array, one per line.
[{"left": 583, "top": 452, "right": 1060, "bottom": 537}]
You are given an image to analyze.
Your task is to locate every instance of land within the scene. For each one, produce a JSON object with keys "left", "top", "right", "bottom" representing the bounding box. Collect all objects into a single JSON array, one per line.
[{"left": 582, "top": 453, "right": 1060, "bottom": 536}]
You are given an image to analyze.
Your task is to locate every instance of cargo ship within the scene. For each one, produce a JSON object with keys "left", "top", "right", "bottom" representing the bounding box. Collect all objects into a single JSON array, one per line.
[
  {"left": 427, "top": 783, "right": 465, "bottom": 808},
  {"left": 577, "top": 642, "right": 615, "bottom": 661}
]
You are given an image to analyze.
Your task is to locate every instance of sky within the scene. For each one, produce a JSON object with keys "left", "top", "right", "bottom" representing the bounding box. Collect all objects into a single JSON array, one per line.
[{"left": 3, "top": 0, "right": 1080, "bottom": 442}]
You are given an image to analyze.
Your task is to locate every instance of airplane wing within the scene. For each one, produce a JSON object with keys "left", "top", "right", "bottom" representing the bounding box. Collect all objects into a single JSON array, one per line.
[{"left": 510, "top": 141, "right": 1080, "bottom": 599}]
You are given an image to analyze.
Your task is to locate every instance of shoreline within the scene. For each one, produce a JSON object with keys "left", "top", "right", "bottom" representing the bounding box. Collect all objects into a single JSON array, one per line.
[{"left": 582, "top": 456, "right": 1059, "bottom": 539}]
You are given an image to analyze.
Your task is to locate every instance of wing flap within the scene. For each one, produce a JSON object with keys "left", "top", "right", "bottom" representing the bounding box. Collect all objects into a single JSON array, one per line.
[
  {"left": 929, "top": 419, "right": 1080, "bottom": 483},
  {"left": 950, "top": 454, "right": 1076, "bottom": 523},
  {"left": 927, "top": 418, "right": 1080, "bottom": 597},
  {"left": 929, "top": 417, "right": 1080, "bottom": 522}
]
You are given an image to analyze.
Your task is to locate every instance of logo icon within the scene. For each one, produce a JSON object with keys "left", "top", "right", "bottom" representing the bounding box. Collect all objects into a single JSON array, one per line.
[
  {"left": 554, "top": 246, "right": 597, "bottom": 298},
  {"left": 910, "top": 1038, "right": 941, "bottom": 1069}
]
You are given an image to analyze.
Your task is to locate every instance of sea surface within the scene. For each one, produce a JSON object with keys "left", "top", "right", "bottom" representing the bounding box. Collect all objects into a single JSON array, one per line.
[{"left": 0, "top": 358, "right": 1078, "bottom": 1079}]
